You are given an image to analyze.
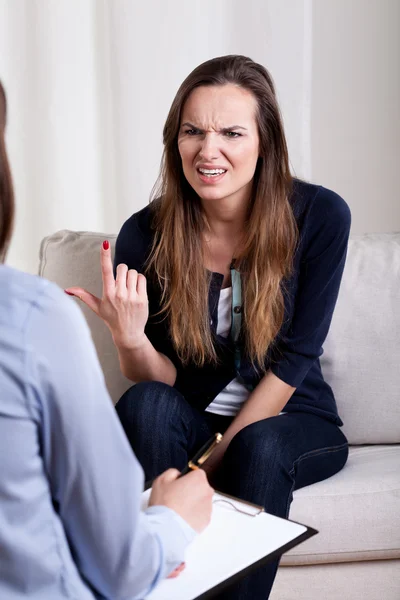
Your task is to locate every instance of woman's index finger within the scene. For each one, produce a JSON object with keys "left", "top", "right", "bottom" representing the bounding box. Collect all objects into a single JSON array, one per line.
[{"left": 100, "top": 240, "right": 115, "bottom": 291}]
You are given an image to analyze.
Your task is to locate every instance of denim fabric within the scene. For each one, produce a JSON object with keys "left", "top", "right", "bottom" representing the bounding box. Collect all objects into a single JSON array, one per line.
[{"left": 116, "top": 382, "right": 349, "bottom": 600}]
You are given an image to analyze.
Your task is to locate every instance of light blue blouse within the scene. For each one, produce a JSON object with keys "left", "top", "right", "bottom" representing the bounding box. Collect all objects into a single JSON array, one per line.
[{"left": 0, "top": 265, "right": 195, "bottom": 600}]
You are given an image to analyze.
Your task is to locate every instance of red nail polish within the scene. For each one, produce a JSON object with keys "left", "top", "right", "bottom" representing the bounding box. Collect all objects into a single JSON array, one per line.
[
  {"left": 65, "top": 291, "right": 75, "bottom": 296},
  {"left": 103, "top": 240, "right": 109, "bottom": 250}
]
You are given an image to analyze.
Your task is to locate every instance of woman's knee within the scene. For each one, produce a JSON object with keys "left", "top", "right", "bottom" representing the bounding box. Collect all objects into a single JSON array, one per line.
[
  {"left": 225, "top": 418, "right": 291, "bottom": 471},
  {"left": 115, "top": 381, "right": 189, "bottom": 431}
]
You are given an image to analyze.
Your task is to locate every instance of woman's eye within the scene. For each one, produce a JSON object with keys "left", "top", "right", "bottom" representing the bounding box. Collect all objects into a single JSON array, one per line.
[
  {"left": 225, "top": 131, "right": 241, "bottom": 138},
  {"left": 184, "top": 129, "right": 200, "bottom": 136}
]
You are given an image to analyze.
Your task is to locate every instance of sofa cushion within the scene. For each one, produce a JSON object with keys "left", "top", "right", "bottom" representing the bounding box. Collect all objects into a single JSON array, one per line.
[
  {"left": 321, "top": 233, "right": 400, "bottom": 444},
  {"left": 271, "top": 559, "right": 400, "bottom": 600},
  {"left": 282, "top": 445, "right": 400, "bottom": 565},
  {"left": 39, "top": 230, "right": 133, "bottom": 404},
  {"left": 39, "top": 230, "right": 400, "bottom": 443}
]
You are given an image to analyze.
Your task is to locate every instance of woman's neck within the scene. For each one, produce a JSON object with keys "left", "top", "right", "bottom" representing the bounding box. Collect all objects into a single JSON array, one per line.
[{"left": 201, "top": 195, "right": 249, "bottom": 240}]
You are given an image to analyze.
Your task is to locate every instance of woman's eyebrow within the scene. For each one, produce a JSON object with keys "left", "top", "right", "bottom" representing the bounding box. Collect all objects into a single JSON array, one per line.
[
  {"left": 180, "top": 122, "right": 248, "bottom": 131},
  {"left": 221, "top": 125, "right": 247, "bottom": 132}
]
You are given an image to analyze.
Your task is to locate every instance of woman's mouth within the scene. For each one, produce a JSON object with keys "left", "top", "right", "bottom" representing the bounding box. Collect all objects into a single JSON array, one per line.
[{"left": 197, "top": 168, "right": 227, "bottom": 183}]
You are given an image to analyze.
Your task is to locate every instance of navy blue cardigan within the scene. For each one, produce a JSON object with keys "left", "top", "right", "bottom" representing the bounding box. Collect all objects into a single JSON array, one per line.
[{"left": 114, "top": 179, "right": 351, "bottom": 425}]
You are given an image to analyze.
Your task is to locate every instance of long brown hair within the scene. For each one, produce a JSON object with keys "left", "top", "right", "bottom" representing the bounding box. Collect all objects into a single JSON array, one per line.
[
  {"left": 0, "top": 81, "right": 14, "bottom": 261},
  {"left": 147, "top": 55, "right": 298, "bottom": 370}
]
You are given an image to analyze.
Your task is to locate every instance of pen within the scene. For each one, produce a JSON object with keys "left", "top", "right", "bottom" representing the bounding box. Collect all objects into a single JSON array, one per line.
[
  {"left": 144, "top": 432, "right": 223, "bottom": 490},
  {"left": 180, "top": 433, "right": 223, "bottom": 476}
]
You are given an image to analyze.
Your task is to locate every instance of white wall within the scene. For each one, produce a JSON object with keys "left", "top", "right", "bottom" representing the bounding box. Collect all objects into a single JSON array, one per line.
[
  {"left": 106, "top": 0, "right": 312, "bottom": 219},
  {"left": 1, "top": 0, "right": 312, "bottom": 273},
  {"left": 0, "top": 0, "right": 399, "bottom": 272},
  {"left": 311, "top": 0, "right": 400, "bottom": 234}
]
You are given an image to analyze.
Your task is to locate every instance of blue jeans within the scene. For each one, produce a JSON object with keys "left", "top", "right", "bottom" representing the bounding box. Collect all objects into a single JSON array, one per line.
[{"left": 116, "top": 381, "right": 348, "bottom": 600}]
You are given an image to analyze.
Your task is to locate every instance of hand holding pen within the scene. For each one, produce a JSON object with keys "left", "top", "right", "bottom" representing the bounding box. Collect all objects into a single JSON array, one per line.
[
  {"left": 148, "top": 433, "right": 223, "bottom": 533},
  {"left": 145, "top": 433, "right": 223, "bottom": 489}
]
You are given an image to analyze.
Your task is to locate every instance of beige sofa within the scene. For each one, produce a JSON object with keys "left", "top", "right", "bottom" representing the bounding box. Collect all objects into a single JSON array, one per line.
[{"left": 39, "top": 230, "right": 400, "bottom": 600}]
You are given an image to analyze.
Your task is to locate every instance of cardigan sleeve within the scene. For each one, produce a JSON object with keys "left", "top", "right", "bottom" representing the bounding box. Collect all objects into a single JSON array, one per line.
[
  {"left": 114, "top": 210, "right": 181, "bottom": 367},
  {"left": 270, "top": 187, "right": 351, "bottom": 388},
  {"left": 114, "top": 212, "right": 149, "bottom": 275}
]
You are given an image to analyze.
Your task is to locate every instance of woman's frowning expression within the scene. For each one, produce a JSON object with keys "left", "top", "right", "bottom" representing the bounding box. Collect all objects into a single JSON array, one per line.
[{"left": 178, "top": 84, "right": 260, "bottom": 206}]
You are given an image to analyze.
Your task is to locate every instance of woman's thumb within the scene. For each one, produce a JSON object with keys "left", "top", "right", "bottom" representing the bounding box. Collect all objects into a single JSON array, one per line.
[
  {"left": 65, "top": 287, "right": 101, "bottom": 315},
  {"left": 158, "top": 468, "right": 181, "bottom": 483}
]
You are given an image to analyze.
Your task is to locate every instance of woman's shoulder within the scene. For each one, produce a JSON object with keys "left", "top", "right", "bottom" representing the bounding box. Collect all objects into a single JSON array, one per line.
[
  {"left": 118, "top": 203, "right": 155, "bottom": 241},
  {"left": 291, "top": 178, "right": 351, "bottom": 227},
  {"left": 0, "top": 266, "right": 52, "bottom": 324},
  {"left": 115, "top": 203, "right": 157, "bottom": 268},
  {"left": 291, "top": 179, "right": 352, "bottom": 261},
  {"left": 0, "top": 264, "right": 47, "bottom": 297},
  {"left": 0, "top": 265, "right": 84, "bottom": 335}
]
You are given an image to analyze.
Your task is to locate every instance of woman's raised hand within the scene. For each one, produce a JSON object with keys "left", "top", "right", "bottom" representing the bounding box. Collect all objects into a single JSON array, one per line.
[{"left": 65, "top": 240, "right": 149, "bottom": 350}]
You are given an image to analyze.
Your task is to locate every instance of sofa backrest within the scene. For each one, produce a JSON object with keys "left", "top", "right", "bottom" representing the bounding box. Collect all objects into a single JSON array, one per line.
[
  {"left": 39, "top": 230, "right": 400, "bottom": 445},
  {"left": 320, "top": 232, "right": 400, "bottom": 444},
  {"left": 39, "top": 231, "right": 133, "bottom": 405}
]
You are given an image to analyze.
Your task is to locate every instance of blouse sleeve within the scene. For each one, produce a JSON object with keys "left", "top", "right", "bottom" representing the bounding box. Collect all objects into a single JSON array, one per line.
[{"left": 270, "top": 187, "right": 351, "bottom": 388}]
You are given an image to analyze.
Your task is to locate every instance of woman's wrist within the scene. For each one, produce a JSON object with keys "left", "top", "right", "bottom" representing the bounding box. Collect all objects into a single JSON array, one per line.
[
  {"left": 114, "top": 334, "right": 177, "bottom": 385},
  {"left": 113, "top": 331, "right": 148, "bottom": 352}
]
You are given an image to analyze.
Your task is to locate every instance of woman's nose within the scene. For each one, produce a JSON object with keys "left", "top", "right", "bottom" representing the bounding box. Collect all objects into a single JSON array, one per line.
[{"left": 198, "top": 133, "right": 220, "bottom": 161}]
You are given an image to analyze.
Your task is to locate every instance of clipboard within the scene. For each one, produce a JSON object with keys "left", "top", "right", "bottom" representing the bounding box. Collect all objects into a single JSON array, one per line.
[{"left": 142, "top": 489, "right": 317, "bottom": 600}]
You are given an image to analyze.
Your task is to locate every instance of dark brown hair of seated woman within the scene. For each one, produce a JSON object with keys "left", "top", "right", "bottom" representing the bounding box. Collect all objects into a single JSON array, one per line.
[
  {"left": 147, "top": 55, "right": 298, "bottom": 370},
  {"left": 0, "top": 80, "right": 15, "bottom": 261}
]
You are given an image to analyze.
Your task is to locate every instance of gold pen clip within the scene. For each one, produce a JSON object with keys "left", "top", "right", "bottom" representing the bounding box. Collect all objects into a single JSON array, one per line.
[{"left": 188, "top": 433, "right": 223, "bottom": 469}]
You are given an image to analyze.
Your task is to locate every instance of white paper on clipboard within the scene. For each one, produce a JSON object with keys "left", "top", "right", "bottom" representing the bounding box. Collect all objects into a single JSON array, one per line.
[{"left": 142, "top": 489, "right": 316, "bottom": 600}]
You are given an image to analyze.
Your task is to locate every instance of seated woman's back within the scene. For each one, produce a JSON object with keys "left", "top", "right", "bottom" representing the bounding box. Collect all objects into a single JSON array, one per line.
[
  {"left": 0, "top": 266, "right": 107, "bottom": 599},
  {"left": 0, "top": 265, "right": 202, "bottom": 600}
]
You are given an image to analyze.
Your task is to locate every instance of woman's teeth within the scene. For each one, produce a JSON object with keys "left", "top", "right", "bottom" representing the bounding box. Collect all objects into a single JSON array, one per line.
[{"left": 198, "top": 168, "right": 227, "bottom": 177}]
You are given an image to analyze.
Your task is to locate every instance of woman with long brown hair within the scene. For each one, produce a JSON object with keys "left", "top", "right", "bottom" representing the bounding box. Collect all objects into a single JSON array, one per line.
[
  {"left": 69, "top": 54, "right": 351, "bottom": 599},
  {"left": 0, "top": 81, "right": 213, "bottom": 600}
]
